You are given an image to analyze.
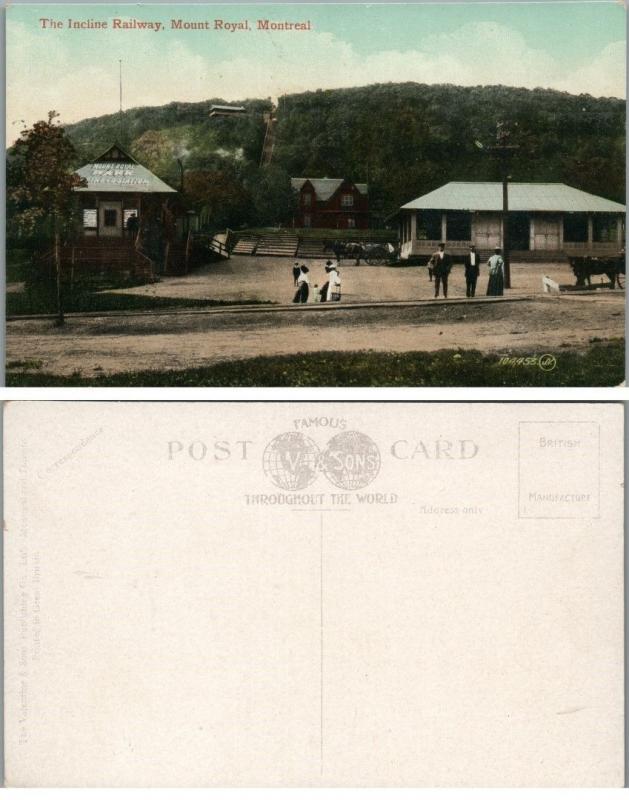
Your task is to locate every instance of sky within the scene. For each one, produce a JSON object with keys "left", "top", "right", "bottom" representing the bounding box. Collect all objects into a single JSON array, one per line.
[{"left": 6, "top": 2, "right": 626, "bottom": 142}]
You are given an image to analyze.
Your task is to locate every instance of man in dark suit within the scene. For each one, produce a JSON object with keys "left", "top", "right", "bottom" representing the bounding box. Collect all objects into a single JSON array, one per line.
[
  {"left": 292, "top": 261, "right": 301, "bottom": 286},
  {"left": 429, "top": 242, "right": 452, "bottom": 298},
  {"left": 464, "top": 245, "right": 480, "bottom": 297}
]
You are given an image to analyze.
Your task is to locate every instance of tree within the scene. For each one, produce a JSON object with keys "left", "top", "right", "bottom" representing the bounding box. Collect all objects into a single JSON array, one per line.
[
  {"left": 8, "top": 111, "right": 86, "bottom": 325},
  {"left": 133, "top": 129, "right": 179, "bottom": 177},
  {"left": 247, "top": 166, "right": 296, "bottom": 226},
  {"left": 184, "top": 168, "right": 253, "bottom": 230}
]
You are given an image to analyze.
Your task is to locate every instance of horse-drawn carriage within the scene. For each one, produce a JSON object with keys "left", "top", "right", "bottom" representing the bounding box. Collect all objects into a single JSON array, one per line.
[
  {"left": 323, "top": 240, "right": 399, "bottom": 265},
  {"left": 568, "top": 252, "right": 625, "bottom": 289}
]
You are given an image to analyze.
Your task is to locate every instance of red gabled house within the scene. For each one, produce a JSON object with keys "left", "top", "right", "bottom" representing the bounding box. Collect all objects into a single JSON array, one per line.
[{"left": 291, "top": 177, "right": 369, "bottom": 229}]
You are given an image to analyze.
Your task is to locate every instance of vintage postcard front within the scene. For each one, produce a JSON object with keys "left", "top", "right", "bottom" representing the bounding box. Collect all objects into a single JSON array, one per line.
[
  {"left": 5, "top": 2, "right": 625, "bottom": 387},
  {"left": 4, "top": 402, "right": 624, "bottom": 786}
]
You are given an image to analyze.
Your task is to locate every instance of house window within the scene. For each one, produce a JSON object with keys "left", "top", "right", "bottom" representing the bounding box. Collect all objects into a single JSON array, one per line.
[
  {"left": 341, "top": 193, "right": 354, "bottom": 208},
  {"left": 346, "top": 216, "right": 356, "bottom": 229},
  {"left": 563, "top": 213, "right": 588, "bottom": 243},
  {"left": 303, "top": 193, "right": 312, "bottom": 208},
  {"left": 418, "top": 210, "right": 441, "bottom": 240},
  {"left": 303, "top": 213, "right": 312, "bottom": 228},
  {"left": 593, "top": 214, "right": 618, "bottom": 243},
  {"left": 446, "top": 212, "right": 471, "bottom": 241},
  {"left": 83, "top": 209, "right": 97, "bottom": 229},
  {"left": 104, "top": 209, "right": 118, "bottom": 227}
]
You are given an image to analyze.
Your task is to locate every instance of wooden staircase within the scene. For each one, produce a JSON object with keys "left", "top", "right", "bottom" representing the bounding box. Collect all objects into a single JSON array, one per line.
[
  {"left": 230, "top": 230, "right": 393, "bottom": 259},
  {"left": 255, "top": 232, "right": 299, "bottom": 257},
  {"left": 232, "top": 235, "right": 260, "bottom": 255},
  {"left": 56, "top": 239, "right": 155, "bottom": 282},
  {"left": 296, "top": 238, "right": 329, "bottom": 258}
]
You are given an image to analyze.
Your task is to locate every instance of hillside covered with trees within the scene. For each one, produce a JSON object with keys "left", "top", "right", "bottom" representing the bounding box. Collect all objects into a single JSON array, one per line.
[
  {"left": 276, "top": 83, "right": 625, "bottom": 215},
  {"left": 45, "top": 82, "right": 629, "bottom": 228}
]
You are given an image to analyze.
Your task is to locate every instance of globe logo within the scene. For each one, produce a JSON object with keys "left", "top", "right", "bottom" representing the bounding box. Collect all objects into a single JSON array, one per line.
[
  {"left": 322, "top": 431, "right": 381, "bottom": 490},
  {"left": 262, "top": 432, "right": 321, "bottom": 491}
]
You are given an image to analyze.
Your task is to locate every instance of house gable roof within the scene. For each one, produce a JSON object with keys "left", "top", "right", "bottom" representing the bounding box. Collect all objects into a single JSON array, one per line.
[
  {"left": 400, "top": 182, "right": 625, "bottom": 213},
  {"left": 75, "top": 143, "right": 176, "bottom": 194},
  {"left": 291, "top": 177, "right": 368, "bottom": 201}
]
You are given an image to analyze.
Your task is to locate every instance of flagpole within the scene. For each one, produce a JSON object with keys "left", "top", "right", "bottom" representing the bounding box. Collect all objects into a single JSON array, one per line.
[{"left": 118, "top": 59, "right": 123, "bottom": 140}]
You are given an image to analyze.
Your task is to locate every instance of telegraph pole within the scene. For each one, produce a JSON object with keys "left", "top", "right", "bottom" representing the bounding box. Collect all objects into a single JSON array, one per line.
[
  {"left": 501, "top": 143, "right": 510, "bottom": 289},
  {"left": 476, "top": 122, "right": 519, "bottom": 289}
]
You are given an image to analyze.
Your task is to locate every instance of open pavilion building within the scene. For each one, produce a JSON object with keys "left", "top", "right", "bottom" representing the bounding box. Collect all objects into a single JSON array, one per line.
[{"left": 397, "top": 182, "right": 625, "bottom": 261}]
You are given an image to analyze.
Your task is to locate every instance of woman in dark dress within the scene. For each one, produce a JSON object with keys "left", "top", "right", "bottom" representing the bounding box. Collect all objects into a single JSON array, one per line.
[{"left": 293, "top": 266, "right": 310, "bottom": 303}]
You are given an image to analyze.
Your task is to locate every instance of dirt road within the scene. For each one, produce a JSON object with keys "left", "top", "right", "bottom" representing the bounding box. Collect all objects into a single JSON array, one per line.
[
  {"left": 7, "top": 294, "right": 624, "bottom": 378},
  {"left": 109, "top": 256, "right": 581, "bottom": 305}
]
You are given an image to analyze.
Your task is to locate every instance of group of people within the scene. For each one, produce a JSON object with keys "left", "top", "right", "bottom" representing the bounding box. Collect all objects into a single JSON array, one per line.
[
  {"left": 428, "top": 243, "right": 505, "bottom": 298},
  {"left": 289, "top": 245, "right": 505, "bottom": 305},
  {"left": 292, "top": 260, "right": 342, "bottom": 304}
]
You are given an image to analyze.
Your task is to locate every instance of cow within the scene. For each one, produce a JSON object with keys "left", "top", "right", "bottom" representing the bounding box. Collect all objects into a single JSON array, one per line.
[{"left": 568, "top": 253, "right": 625, "bottom": 289}]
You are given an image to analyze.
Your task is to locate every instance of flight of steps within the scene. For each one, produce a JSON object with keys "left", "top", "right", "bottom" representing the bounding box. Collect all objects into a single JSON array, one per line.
[
  {"left": 232, "top": 235, "right": 260, "bottom": 255},
  {"left": 58, "top": 239, "right": 155, "bottom": 282},
  {"left": 296, "top": 239, "right": 329, "bottom": 259},
  {"left": 255, "top": 232, "right": 299, "bottom": 257}
]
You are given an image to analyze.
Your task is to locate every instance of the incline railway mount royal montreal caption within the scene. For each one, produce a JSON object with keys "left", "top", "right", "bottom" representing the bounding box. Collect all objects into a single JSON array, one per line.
[{"left": 41, "top": 18, "right": 314, "bottom": 32}]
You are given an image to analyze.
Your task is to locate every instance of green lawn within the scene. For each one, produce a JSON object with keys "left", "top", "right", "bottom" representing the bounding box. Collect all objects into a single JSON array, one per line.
[{"left": 7, "top": 341, "right": 624, "bottom": 386}]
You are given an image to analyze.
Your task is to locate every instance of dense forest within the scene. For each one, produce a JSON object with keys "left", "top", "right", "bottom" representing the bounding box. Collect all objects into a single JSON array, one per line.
[
  {"left": 43, "top": 82, "right": 629, "bottom": 227},
  {"left": 275, "top": 83, "right": 625, "bottom": 216}
]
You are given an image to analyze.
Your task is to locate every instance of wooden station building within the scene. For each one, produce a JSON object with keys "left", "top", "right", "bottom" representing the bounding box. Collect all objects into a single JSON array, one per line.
[
  {"left": 75, "top": 143, "right": 176, "bottom": 239},
  {"left": 65, "top": 143, "right": 190, "bottom": 279},
  {"left": 397, "top": 182, "right": 625, "bottom": 261}
]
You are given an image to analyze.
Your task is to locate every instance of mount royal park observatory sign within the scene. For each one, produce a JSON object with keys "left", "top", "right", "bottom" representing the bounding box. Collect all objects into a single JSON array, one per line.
[{"left": 75, "top": 160, "right": 176, "bottom": 194}]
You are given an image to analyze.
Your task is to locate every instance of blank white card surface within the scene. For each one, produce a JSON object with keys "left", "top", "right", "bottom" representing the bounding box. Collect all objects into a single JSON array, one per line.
[{"left": 4, "top": 402, "right": 624, "bottom": 786}]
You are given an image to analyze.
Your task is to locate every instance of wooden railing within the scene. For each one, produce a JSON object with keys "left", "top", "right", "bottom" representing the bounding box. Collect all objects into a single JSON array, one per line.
[
  {"left": 405, "top": 238, "right": 623, "bottom": 253},
  {"left": 35, "top": 242, "right": 156, "bottom": 281},
  {"left": 191, "top": 233, "right": 230, "bottom": 258},
  {"left": 563, "top": 241, "right": 620, "bottom": 252}
]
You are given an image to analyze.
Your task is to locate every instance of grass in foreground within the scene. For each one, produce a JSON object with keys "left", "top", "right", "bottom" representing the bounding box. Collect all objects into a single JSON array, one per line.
[{"left": 7, "top": 341, "right": 624, "bottom": 387}]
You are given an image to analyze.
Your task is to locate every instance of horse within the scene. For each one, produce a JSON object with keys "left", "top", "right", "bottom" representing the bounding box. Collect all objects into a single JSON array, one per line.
[
  {"left": 323, "top": 240, "right": 365, "bottom": 264},
  {"left": 568, "top": 254, "right": 625, "bottom": 289}
]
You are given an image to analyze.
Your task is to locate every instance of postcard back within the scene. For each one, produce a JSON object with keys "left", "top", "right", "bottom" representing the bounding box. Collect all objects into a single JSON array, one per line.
[{"left": 3, "top": 402, "right": 624, "bottom": 786}]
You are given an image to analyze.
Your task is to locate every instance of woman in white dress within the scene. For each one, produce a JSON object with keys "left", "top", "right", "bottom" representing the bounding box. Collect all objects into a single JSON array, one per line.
[{"left": 326, "top": 266, "right": 341, "bottom": 301}]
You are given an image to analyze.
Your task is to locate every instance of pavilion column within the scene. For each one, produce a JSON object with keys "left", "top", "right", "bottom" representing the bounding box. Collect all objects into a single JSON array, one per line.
[
  {"left": 410, "top": 212, "right": 417, "bottom": 242},
  {"left": 529, "top": 216, "right": 535, "bottom": 251},
  {"left": 587, "top": 215, "right": 594, "bottom": 248},
  {"left": 617, "top": 214, "right": 624, "bottom": 246},
  {"left": 441, "top": 212, "right": 447, "bottom": 242},
  {"left": 558, "top": 214, "right": 564, "bottom": 250}
]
